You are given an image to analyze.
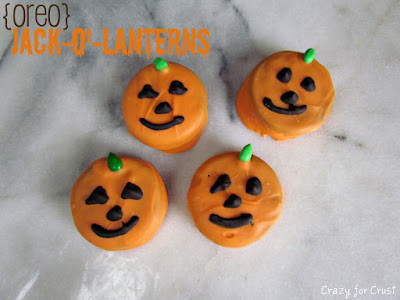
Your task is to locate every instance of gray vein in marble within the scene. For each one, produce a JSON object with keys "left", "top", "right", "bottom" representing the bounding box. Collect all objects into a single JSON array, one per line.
[
  {"left": 0, "top": 38, "right": 14, "bottom": 68},
  {"left": 334, "top": 135, "right": 347, "bottom": 141},
  {"left": 223, "top": 0, "right": 250, "bottom": 33},
  {"left": 333, "top": 134, "right": 366, "bottom": 149},
  {"left": 216, "top": 0, "right": 252, "bottom": 120},
  {"left": 142, "top": 1, "right": 163, "bottom": 29},
  {"left": 217, "top": 48, "right": 236, "bottom": 119},
  {"left": 367, "top": 0, "right": 399, "bottom": 37}
]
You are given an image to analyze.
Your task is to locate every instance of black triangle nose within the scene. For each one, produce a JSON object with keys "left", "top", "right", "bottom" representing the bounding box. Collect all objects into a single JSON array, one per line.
[
  {"left": 106, "top": 205, "right": 123, "bottom": 221},
  {"left": 155, "top": 102, "right": 172, "bottom": 114},
  {"left": 224, "top": 194, "right": 242, "bottom": 208},
  {"left": 281, "top": 91, "right": 299, "bottom": 105}
]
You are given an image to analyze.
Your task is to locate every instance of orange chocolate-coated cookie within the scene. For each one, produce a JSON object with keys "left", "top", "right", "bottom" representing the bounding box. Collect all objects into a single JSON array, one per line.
[
  {"left": 70, "top": 153, "right": 168, "bottom": 251},
  {"left": 187, "top": 145, "right": 283, "bottom": 248},
  {"left": 237, "top": 49, "right": 335, "bottom": 141},
  {"left": 122, "top": 58, "right": 207, "bottom": 154}
]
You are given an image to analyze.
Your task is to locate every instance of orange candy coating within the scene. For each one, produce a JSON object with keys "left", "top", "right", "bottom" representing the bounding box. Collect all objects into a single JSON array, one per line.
[
  {"left": 70, "top": 155, "right": 167, "bottom": 251},
  {"left": 122, "top": 61, "right": 207, "bottom": 154},
  {"left": 187, "top": 151, "right": 283, "bottom": 248},
  {"left": 237, "top": 51, "right": 335, "bottom": 141}
]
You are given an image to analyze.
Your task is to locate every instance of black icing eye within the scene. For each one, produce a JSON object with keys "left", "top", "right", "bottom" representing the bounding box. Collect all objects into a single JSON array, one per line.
[
  {"left": 121, "top": 182, "right": 143, "bottom": 200},
  {"left": 169, "top": 81, "right": 187, "bottom": 95},
  {"left": 138, "top": 84, "right": 159, "bottom": 99},
  {"left": 277, "top": 68, "right": 292, "bottom": 83},
  {"left": 86, "top": 186, "right": 109, "bottom": 205},
  {"left": 300, "top": 77, "right": 316, "bottom": 92},
  {"left": 246, "top": 177, "right": 262, "bottom": 196},
  {"left": 210, "top": 174, "right": 231, "bottom": 194}
]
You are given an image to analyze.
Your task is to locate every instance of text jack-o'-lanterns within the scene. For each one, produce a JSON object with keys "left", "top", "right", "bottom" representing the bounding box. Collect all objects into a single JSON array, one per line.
[
  {"left": 70, "top": 153, "right": 168, "bottom": 251},
  {"left": 187, "top": 145, "right": 283, "bottom": 248},
  {"left": 122, "top": 58, "right": 208, "bottom": 154},
  {"left": 237, "top": 48, "right": 335, "bottom": 141}
]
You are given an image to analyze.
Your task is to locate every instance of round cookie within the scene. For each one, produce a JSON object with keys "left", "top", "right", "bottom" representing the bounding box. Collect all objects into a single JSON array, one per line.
[
  {"left": 237, "top": 48, "right": 335, "bottom": 141},
  {"left": 122, "top": 58, "right": 208, "bottom": 154},
  {"left": 70, "top": 153, "right": 168, "bottom": 251},
  {"left": 187, "top": 145, "right": 283, "bottom": 248}
]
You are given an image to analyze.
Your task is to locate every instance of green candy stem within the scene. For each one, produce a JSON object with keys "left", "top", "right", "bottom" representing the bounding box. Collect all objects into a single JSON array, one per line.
[
  {"left": 154, "top": 57, "right": 168, "bottom": 71},
  {"left": 303, "top": 48, "right": 316, "bottom": 63},
  {"left": 239, "top": 144, "right": 253, "bottom": 162},
  {"left": 108, "top": 152, "right": 122, "bottom": 172}
]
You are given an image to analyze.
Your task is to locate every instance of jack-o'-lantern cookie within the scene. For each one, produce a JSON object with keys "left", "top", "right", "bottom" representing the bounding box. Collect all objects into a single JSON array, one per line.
[
  {"left": 70, "top": 153, "right": 168, "bottom": 251},
  {"left": 122, "top": 58, "right": 208, "bottom": 154},
  {"left": 237, "top": 48, "right": 335, "bottom": 141},
  {"left": 187, "top": 145, "right": 283, "bottom": 248}
]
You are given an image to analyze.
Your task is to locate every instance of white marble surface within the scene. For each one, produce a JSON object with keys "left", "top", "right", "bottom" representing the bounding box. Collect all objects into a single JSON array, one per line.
[{"left": 1, "top": 0, "right": 400, "bottom": 299}]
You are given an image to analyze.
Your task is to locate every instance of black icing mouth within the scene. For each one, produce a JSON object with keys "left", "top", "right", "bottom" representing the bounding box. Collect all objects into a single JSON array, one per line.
[
  {"left": 209, "top": 213, "right": 253, "bottom": 229},
  {"left": 263, "top": 97, "right": 307, "bottom": 115},
  {"left": 140, "top": 116, "right": 184, "bottom": 130},
  {"left": 91, "top": 216, "right": 139, "bottom": 238}
]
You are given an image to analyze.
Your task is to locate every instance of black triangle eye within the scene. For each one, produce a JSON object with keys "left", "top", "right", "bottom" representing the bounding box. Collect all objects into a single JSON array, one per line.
[
  {"left": 138, "top": 84, "right": 159, "bottom": 99},
  {"left": 277, "top": 68, "right": 292, "bottom": 83},
  {"left": 300, "top": 77, "right": 316, "bottom": 92},
  {"left": 121, "top": 182, "right": 143, "bottom": 200},
  {"left": 86, "top": 186, "right": 109, "bottom": 205},
  {"left": 210, "top": 174, "right": 231, "bottom": 194},
  {"left": 169, "top": 81, "right": 187, "bottom": 95},
  {"left": 246, "top": 177, "right": 262, "bottom": 196}
]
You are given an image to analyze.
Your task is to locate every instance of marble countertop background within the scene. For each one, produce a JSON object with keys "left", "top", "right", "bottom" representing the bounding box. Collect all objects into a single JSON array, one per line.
[{"left": 1, "top": 0, "right": 399, "bottom": 299}]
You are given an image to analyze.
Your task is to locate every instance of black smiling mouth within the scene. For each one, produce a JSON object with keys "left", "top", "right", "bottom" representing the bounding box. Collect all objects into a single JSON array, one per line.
[
  {"left": 140, "top": 116, "right": 184, "bottom": 130},
  {"left": 263, "top": 97, "right": 307, "bottom": 115},
  {"left": 209, "top": 213, "right": 253, "bottom": 229},
  {"left": 91, "top": 216, "right": 139, "bottom": 238}
]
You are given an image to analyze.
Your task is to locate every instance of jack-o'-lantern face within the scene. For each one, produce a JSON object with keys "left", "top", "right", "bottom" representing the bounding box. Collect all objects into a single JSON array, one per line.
[
  {"left": 71, "top": 153, "right": 168, "bottom": 251},
  {"left": 122, "top": 58, "right": 207, "bottom": 154},
  {"left": 237, "top": 49, "right": 335, "bottom": 141},
  {"left": 187, "top": 145, "right": 283, "bottom": 248}
]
